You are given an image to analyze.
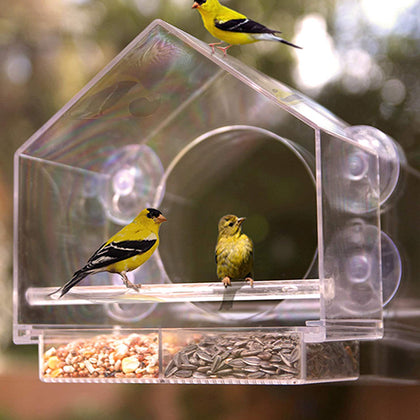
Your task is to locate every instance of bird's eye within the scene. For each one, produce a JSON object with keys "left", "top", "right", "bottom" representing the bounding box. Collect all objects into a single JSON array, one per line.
[{"left": 228, "top": 222, "right": 234, "bottom": 227}]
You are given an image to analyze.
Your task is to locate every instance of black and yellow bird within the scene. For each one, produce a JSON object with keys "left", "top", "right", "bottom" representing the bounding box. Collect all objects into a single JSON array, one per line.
[
  {"left": 192, "top": 0, "right": 302, "bottom": 55},
  {"left": 215, "top": 214, "right": 254, "bottom": 287},
  {"left": 56, "top": 208, "right": 167, "bottom": 297}
]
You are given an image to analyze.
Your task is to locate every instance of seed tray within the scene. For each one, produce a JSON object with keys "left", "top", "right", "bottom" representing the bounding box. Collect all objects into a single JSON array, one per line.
[
  {"left": 40, "top": 329, "right": 359, "bottom": 384},
  {"left": 163, "top": 331, "right": 301, "bottom": 383}
]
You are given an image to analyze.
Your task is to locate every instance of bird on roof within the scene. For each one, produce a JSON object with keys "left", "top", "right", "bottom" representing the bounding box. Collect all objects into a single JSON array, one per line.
[{"left": 192, "top": 0, "right": 302, "bottom": 55}]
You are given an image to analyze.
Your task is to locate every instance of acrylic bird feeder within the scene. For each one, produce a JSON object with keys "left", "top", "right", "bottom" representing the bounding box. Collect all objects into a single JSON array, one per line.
[{"left": 14, "top": 20, "right": 417, "bottom": 384}]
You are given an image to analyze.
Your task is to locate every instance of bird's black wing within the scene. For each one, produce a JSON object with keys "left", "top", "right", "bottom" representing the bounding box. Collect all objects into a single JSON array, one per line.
[
  {"left": 215, "top": 18, "right": 280, "bottom": 34},
  {"left": 56, "top": 239, "right": 156, "bottom": 297},
  {"left": 84, "top": 239, "right": 157, "bottom": 271}
]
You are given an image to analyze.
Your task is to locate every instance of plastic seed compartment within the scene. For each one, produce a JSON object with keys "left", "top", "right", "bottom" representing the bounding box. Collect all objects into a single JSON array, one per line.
[
  {"left": 162, "top": 329, "right": 360, "bottom": 384},
  {"left": 40, "top": 330, "right": 160, "bottom": 383},
  {"left": 39, "top": 329, "right": 359, "bottom": 384},
  {"left": 163, "top": 329, "right": 303, "bottom": 384},
  {"left": 14, "top": 20, "right": 409, "bottom": 385}
]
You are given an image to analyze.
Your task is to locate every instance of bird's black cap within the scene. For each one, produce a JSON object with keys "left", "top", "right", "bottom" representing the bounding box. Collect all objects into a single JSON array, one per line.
[{"left": 146, "top": 208, "right": 162, "bottom": 219}]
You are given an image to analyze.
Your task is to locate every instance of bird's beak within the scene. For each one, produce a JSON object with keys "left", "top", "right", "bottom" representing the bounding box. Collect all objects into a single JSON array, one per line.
[
  {"left": 237, "top": 217, "right": 246, "bottom": 225},
  {"left": 192, "top": 2, "right": 199, "bottom": 9},
  {"left": 155, "top": 214, "right": 167, "bottom": 224}
]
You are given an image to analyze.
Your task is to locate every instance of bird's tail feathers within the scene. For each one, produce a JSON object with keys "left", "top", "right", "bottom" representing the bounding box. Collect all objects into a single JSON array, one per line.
[
  {"left": 57, "top": 269, "right": 90, "bottom": 298},
  {"left": 254, "top": 33, "right": 302, "bottom": 49},
  {"left": 278, "top": 37, "right": 302, "bottom": 49}
]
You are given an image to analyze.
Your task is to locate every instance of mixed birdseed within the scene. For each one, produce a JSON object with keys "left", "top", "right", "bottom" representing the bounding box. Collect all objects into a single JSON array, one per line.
[
  {"left": 164, "top": 332, "right": 301, "bottom": 381},
  {"left": 306, "top": 341, "right": 359, "bottom": 380},
  {"left": 42, "top": 333, "right": 159, "bottom": 380}
]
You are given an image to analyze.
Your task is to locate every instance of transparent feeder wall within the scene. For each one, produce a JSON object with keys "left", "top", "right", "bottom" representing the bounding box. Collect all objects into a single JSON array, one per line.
[{"left": 14, "top": 20, "right": 419, "bottom": 384}]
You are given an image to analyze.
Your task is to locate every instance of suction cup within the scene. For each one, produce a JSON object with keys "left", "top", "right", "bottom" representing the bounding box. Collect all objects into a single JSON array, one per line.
[
  {"left": 325, "top": 219, "right": 401, "bottom": 315},
  {"left": 345, "top": 125, "right": 403, "bottom": 208},
  {"left": 103, "top": 144, "right": 164, "bottom": 225}
]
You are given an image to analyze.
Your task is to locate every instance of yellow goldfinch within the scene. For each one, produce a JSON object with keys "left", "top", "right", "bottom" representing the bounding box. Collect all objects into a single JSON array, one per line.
[
  {"left": 215, "top": 214, "right": 254, "bottom": 287},
  {"left": 57, "top": 208, "right": 167, "bottom": 297},
  {"left": 192, "top": 0, "right": 302, "bottom": 55}
]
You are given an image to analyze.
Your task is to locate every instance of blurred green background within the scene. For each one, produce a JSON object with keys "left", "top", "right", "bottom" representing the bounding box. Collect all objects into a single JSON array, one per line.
[{"left": 0, "top": 0, "right": 419, "bottom": 418}]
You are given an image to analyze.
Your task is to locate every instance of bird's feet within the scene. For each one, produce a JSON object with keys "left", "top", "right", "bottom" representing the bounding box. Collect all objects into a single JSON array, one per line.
[
  {"left": 124, "top": 281, "right": 141, "bottom": 292},
  {"left": 120, "top": 272, "right": 140, "bottom": 292},
  {"left": 208, "top": 42, "right": 223, "bottom": 54},
  {"left": 222, "top": 276, "right": 231, "bottom": 287},
  {"left": 245, "top": 277, "right": 254, "bottom": 287},
  {"left": 216, "top": 44, "right": 232, "bottom": 56}
]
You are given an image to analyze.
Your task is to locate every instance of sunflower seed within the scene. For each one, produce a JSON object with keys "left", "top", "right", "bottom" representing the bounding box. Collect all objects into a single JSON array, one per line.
[
  {"left": 219, "top": 351, "right": 231, "bottom": 360},
  {"left": 258, "top": 351, "right": 272, "bottom": 361},
  {"left": 248, "top": 371, "right": 266, "bottom": 379},
  {"left": 260, "top": 361, "right": 276, "bottom": 370},
  {"left": 232, "top": 348, "right": 243, "bottom": 357},
  {"left": 193, "top": 371, "right": 208, "bottom": 379},
  {"left": 188, "top": 355, "right": 200, "bottom": 366},
  {"left": 233, "top": 340, "right": 249, "bottom": 348},
  {"left": 183, "top": 344, "right": 198, "bottom": 354},
  {"left": 241, "top": 349, "right": 261, "bottom": 357},
  {"left": 273, "top": 339, "right": 284, "bottom": 347},
  {"left": 180, "top": 363, "right": 198, "bottom": 370},
  {"left": 164, "top": 365, "right": 178, "bottom": 378},
  {"left": 216, "top": 368, "right": 234, "bottom": 376},
  {"left": 210, "top": 355, "right": 222, "bottom": 373},
  {"left": 249, "top": 344, "right": 264, "bottom": 352},
  {"left": 173, "top": 352, "right": 182, "bottom": 367},
  {"left": 243, "top": 356, "right": 261, "bottom": 366},
  {"left": 228, "top": 359, "right": 246, "bottom": 368},
  {"left": 289, "top": 347, "right": 300, "bottom": 363},
  {"left": 196, "top": 350, "right": 213, "bottom": 363},
  {"left": 254, "top": 337, "right": 264, "bottom": 346},
  {"left": 243, "top": 366, "right": 259, "bottom": 373},
  {"left": 279, "top": 352, "right": 293, "bottom": 367},
  {"left": 175, "top": 369, "right": 193, "bottom": 378},
  {"left": 260, "top": 368, "right": 277, "bottom": 375},
  {"left": 164, "top": 359, "right": 177, "bottom": 377},
  {"left": 277, "top": 365, "right": 299, "bottom": 375}
]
